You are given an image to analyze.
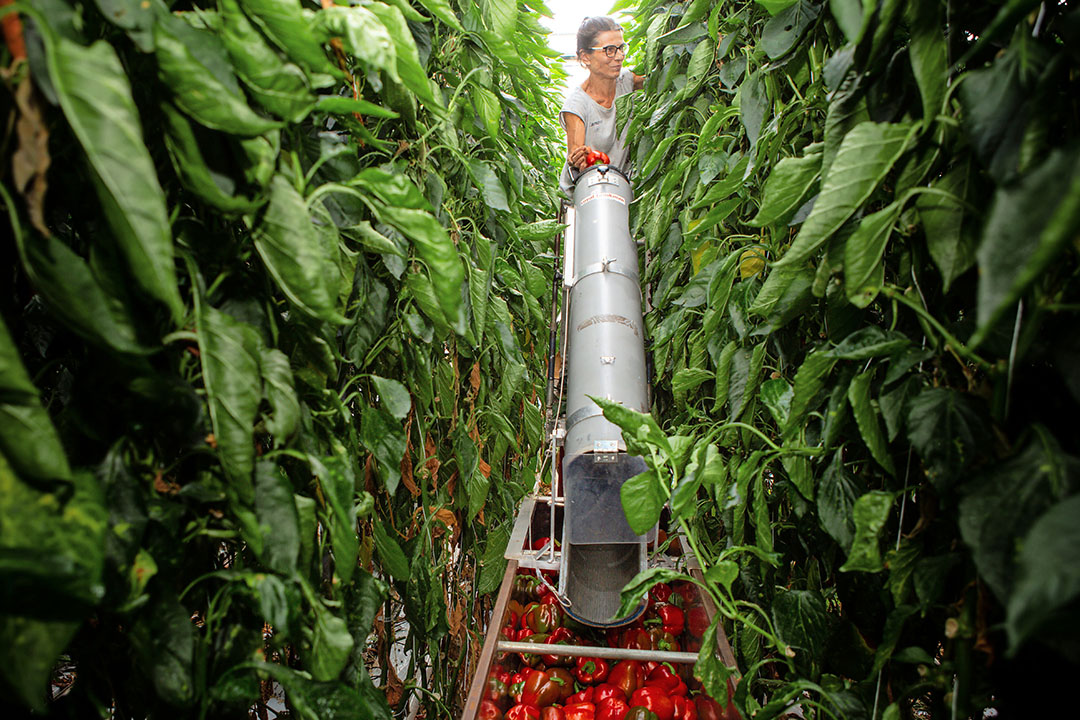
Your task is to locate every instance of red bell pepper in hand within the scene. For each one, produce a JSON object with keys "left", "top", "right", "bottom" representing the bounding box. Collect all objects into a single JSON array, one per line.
[
  {"left": 480, "top": 698, "right": 505, "bottom": 720},
  {"left": 629, "top": 686, "right": 676, "bottom": 720},
  {"left": 507, "top": 704, "right": 541, "bottom": 720},
  {"left": 563, "top": 702, "right": 596, "bottom": 720},
  {"left": 609, "top": 660, "right": 644, "bottom": 698},
  {"left": 645, "top": 664, "right": 687, "bottom": 697},
  {"left": 573, "top": 656, "right": 610, "bottom": 684},
  {"left": 597, "top": 697, "right": 630, "bottom": 720},
  {"left": 593, "top": 683, "right": 626, "bottom": 704}
]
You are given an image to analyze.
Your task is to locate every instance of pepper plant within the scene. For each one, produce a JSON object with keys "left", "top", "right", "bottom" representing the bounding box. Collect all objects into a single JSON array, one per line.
[
  {"left": 0, "top": 0, "right": 563, "bottom": 717},
  {"left": 606, "top": 0, "right": 1080, "bottom": 718}
]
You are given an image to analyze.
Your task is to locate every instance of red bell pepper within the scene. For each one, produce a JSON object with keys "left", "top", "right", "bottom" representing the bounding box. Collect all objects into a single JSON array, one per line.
[
  {"left": 647, "top": 628, "right": 681, "bottom": 652},
  {"left": 541, "top": 707, "right": 566, "bottom": 720},
  {"left": 645, "top": 664, "right": 687, "bottom": 697},
  {"left": 524, "top": 602, "right": 564, "bottom": 633},
  {"left": 629, "top": 686, "right": 675, "bottom": 720},
  {"left": 650, "top": 583, "right": 673, "bottom": 604},
  {"left": 480, "top": 698, "right": 505, "bottom": 720},
  {"left": 541, "top": 626, "right": 577, "bottom": 667},
  {"left": 621, "top": 628, "right": 654, "bottom": 651},
  {"left": 509, "top": 671, "right": 528, "bottom": 703},
  {"left": 566, "top": 686, "right": 594, "bottom": 705},
  {"left": 507, "top": 704, "right": 541, "bottom": 720},
  {"left": 608, "top": 660, "right": 644, "bottom": 698},
  {"left": 548, "top": 667, "right": 576, "bottom": 702},
  {"left": 518, "top": 631, "right": 549, "bottom": 667},
  {"left": 597, "top": 697, "right": 630, "bottom": 720},
  {"left": 686, "top": 606, "right": 709, "bottom": 639},
  {"left": 671, "top": 582, "right": 696, "bottom": 607},
  {"left": 671, "top": 696, "right": 698, "bottom": 720},
  {"left": 593, "top": 683, "right": 625, "bottom": 704},
  {"left": 654, "top": 604, "right": 685, "bottom": 637},
  {"left": 693, "top": 686, "right": 740, "bottom": 720},
  {"left": 563, "top": 702, "right": 596, "bottom": 720},
  {"left": 625, "top": 708, "right": 659, "bottom": 720},
  {"left": 514, "top": 573, "right": 544, "bottom": 603},
  {"left": 520, "top": 668, "right": 565, "bottom": 708},
  {"left": 573, "top": 656, "right": 610, "bottom": 684},
  {"left": 486, "top": 669, "right": 510, "bottom": 705}
]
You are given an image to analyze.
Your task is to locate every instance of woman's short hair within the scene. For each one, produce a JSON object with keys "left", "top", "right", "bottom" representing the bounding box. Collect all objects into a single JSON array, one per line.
[{"left": 576, "top": 16, "right": 622, "bottom": 59}]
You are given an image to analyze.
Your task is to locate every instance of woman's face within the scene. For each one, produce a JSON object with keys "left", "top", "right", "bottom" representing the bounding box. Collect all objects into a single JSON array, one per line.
[{"left": 583, "top": 29, "right": 626, "bottom": 80}]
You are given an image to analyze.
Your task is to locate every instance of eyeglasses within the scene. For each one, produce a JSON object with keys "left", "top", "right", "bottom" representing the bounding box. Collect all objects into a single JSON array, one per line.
[{"left": 589, "top": 43, "right": 628, "bottom": 58}]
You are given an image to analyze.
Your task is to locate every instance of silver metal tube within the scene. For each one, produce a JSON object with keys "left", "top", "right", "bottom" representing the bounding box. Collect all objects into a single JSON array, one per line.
[{"left": 496, "top": 641, "right": 700, "bottom": 665}]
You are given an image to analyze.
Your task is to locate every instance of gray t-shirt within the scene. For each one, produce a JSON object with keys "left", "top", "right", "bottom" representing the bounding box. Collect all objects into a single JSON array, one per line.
[{"left": 559, "top": 69, "right": 636, "bottom": 195}]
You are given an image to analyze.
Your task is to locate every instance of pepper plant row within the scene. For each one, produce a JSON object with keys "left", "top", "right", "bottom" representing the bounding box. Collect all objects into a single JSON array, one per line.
[
  {"left": 0, "top": 0, "right": 564, "bottom": 717},
  {"left": 606, "top": 1, "right": 1080, "bottom": 718}
]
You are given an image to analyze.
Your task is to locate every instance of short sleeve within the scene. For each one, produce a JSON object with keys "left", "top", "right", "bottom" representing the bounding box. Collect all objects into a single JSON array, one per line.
[{"left": 559, "top": 88, "right": 590, "bottom": 130}]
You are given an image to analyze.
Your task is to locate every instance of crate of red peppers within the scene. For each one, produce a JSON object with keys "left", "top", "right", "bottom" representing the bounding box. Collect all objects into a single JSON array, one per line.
[{"left": 472, "top": 571, "right": 740, "bottom": 720}]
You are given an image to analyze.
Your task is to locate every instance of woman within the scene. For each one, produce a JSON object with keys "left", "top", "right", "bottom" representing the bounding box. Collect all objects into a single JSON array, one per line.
[{"left": 559, "top": 16, "right": 645, "bottom": 195}]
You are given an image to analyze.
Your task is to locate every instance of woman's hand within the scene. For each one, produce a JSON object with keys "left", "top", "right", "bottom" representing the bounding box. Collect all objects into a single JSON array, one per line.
[{"left": 568, "top": 144, "right": 594, "bottom": 172}]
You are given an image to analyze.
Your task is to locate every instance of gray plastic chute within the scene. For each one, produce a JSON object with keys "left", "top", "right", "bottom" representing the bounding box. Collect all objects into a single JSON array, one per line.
[{"left": 559, "top": 165, "right": 654, "bottom": 627}]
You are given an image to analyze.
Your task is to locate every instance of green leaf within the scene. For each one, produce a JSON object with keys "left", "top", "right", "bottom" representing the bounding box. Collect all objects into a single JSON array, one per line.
[
  {"left": 772, "top": 588, "right": 829, "bottom": 655},
  {"left": 468, "top": 158, "right": 511, "bottom": 212},
  {"left": 848, "top": 370, "right": 895, "bottom": 475},
  {"left": 238, "top": 0, "right": 336, "bottom": 75},
  {"left": 906, "top": 388, "right": 991, "bottom": 492},
  {"left": 844, "top": 201, "right": 901, "bottom": 307},
  {"left": 480, "top": 0, "right": 517, "bottom": 40},
  {"left": 761, "top": 0, "right": 820, "bottom": 59},
  {"left": 775, "top": 122, "right": 917, "bottom": 268},
  {"left": 161, "top": 103, "right": 265, "bottom": 213},
  {"left": 197, "top": 304, "right": 261, "bottom": 502},
  {"left": 254, "top": 175, "right": 348, "bottom": 324},
  {"left": 907, "top": 0, "right": 947, "bottom": 121},
  {"left": 131, "top": 595, "right": 195, "bottom": 706},
  {"left": 41, "top": 30, "right": 183, "bottom": 321},
  {"left": 310, "top": 454, "right": 360, "bottom": 583},
  {"left": 220, "top": 0, "right": 316, "bottom": 123},
  {"left": 739, "top": 69, "right": 769, "bottom": 149},
  {"left": 360, "top": 405, "right": 405, "bottom": 496},
  {"left": 372, "top": 518, "right": 410, "bottom": 581},
  {"left": 372, "top": 375, "right": 411, "bottom": 420},
  {"left": 0, "top": 316, "right": 71, "bottom": 483},
  {"left": 1006, "top": 495, "right": 1080, "bottom": 652},
  {"left": 840, "top": 491, "right": 895, "bottom": 572},
  {"left": 871, "top": 605, "right": 917, "bottom": 676},
  {"left": 818, "top": 449, "right": 859, "bottom": 549},
  {"left": 259, "top": 347, "right": 300, "bottom": 442},
  {"left": 756, "top": 0, "right": 799, "bottom": 14},
  {"left": 314, "top": 96, "right": 399, "bottom": 119},
  {"left": 154, "top": 15, "right": 282, "bottom": 136},
  {"left": 303, "top": 589, "right": 354, "bottom": 681},
  {"left": 365, "top": 2, "right": 445, "bottom": 113},
  {"left": 317, "top": 6, "right": 398, "bottom": 80},
  {"left": 255, "top": 460, "right": 300, "bottom": 573},
  {"left": 972, "top": 145, "right": 1080, "bottom": 346},
  {"left": 917, "top": 162, "right": 976, "bottom": 292},
  {"left": 760, "top": 377, "right": 793, "bottom": 427},
  {"left": 829, "top": 0, "right": 864, "bottom": 43},
  {"left": 672, "top": 367, "right": 714, "bottom": 394},
  {"left": 593, "top": 395, "right": 673, "bottom": 459},
  {"left": 959, "top": 427, "right": 1079, "bottom": 601},
  {"left": 785, "top": 350, "right": 837, "bottom": 437},
  {"left": 830, "top": 326, "right": 910, "bottom": 360},
  {"left": 749, "top": 152, "right": 822, "bottom": 227},
  {"left": 620, "top": 468, "right": 667, "bottom": 536},
  {"left": 416, "top": 0, "right": 464, "bottom": 31},
  {"left": 695, "top": 616, "right": 735, "bottom": 705},
  {"left": 684, "top": 37, "right": 715, "bottom": 97}
]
